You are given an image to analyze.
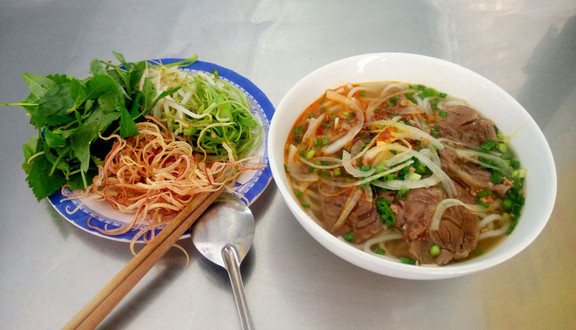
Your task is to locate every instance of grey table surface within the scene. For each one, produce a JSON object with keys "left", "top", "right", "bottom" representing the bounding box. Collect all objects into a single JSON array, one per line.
[{"left": 1, "top": 1, "right": 575, "bottom": 329}]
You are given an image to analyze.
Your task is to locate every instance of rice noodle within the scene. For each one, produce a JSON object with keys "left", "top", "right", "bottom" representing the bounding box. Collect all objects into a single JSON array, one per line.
[{"left": 363, "top": 232, "right": 403, "bottom": 255}]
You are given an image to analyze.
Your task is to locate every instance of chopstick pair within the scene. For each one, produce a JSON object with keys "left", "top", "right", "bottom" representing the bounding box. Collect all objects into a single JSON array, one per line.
[{"left": 64, "top": 187, "right": 224, "bottom": 330}]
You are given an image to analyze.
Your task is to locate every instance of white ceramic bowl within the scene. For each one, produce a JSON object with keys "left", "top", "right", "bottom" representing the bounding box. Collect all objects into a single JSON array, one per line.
[{"left": 269, "top": 53, "right": 557, "bottom": 280}]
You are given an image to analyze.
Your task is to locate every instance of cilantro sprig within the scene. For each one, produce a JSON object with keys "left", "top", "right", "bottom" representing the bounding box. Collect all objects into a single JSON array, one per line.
[{"left": 2, "top": 51, "right": 197, "bottom": 201}]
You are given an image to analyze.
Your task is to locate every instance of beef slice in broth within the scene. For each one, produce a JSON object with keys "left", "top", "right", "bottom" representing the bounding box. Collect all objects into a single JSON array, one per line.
[{"left": 320, "top": 190, "right": 384, "bottom": 244}]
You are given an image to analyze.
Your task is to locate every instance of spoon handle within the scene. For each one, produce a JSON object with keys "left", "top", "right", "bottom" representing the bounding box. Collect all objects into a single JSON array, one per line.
[{"left": 222, "top": 245, "right": 255, "bottom": 330}]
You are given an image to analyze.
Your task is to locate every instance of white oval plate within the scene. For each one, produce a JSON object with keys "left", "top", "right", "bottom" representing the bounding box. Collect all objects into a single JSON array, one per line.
[{"left": 49, "top": 59, "right": 274, "bottom": 242}]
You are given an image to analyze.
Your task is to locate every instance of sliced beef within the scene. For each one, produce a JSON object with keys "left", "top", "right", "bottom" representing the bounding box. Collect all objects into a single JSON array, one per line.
[
  {"left": 439, "top": 148, "right": 492, "bottom": 192},
  {"left": 436, "top": 105, "right": 497, "bottom": 148},
  {"left": 438, "top": 148, "right": 511, "bottom": 197},
  {"left": 393, "top": 187, "right": 443, "bottom": 241},
  {"left": 408, "top": 205, "right": 479, "bottom": 265},
  {"left": 320, "top": 189, "right": 384, "bottom": 243},
  {"left": 430, "top": 206, "right": 479, "bottom": 262}
]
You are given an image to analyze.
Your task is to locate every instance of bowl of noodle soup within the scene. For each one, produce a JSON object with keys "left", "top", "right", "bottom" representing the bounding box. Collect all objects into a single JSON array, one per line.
[{"left": 268, "top": 53, "right": 556, "bottom": 280}]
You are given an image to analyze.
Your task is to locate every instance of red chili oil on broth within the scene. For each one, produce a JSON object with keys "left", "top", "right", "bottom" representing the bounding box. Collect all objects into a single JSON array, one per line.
[{"left": 284, "top": 81, "right": 526, "bottom": 266}]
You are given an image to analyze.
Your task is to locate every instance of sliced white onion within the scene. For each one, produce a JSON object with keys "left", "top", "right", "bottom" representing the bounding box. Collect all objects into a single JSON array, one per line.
[
  {"left": 387, "top": 106, "right": 426, "bottom": 115},
  {"left": 364, "top": 185, "right": 373, "bottom": 203},
  {"left": 287, "top": 144, "right": 319, "bottom": 182},
  {"left": 380, "top": 83, "right": 407, "bottom": 96},
  {"left": 302, "top": 113, "right": 326, "bottom": 144},
  {"left": 299, "top": 156, "right": 342, "bottom": 170},
  {"left": 347, "top": 86, "right": 366, "bottom": 98},
  {"left": 350, "top": 140, "right": 365, "bottom": 157},
  {"left": 450, "top": 148, "right": 513, "bottom": 174},
  {"left": 363, "top": 144, "right": 406, "bottom": 162},
  {"left": 320, "top": 160, "right": 413, "bottom": 188},
  {"left": 429, "top": 198, "right": 485, "bottom": 231},
  {"left": 371, "top": 176, "right": 439, "bottom": 190},
  {"left": 342, "top": 150, "right": 375, "bottom": 177},
  {"left": 365, "top": 100, "right": 381, "bottom": 122},
  {"left": 365, "top": 120, "right": 444, "bottom": 149},
  {"left": 322, "top": 91, "right": 365, "bottom": 155},
  {"left": 331, "top": 188, "right": 363, "bottom": 231}
]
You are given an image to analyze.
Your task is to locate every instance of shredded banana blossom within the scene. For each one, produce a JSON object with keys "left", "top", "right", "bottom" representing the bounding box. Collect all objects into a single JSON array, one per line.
[{"left": 71, "top": 118, "right": 264, "bottom": 242}]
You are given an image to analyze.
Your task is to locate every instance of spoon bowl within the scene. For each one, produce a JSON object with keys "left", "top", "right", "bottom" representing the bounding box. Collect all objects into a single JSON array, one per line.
[{"left": 192, "top": 195, "right": 255, "bottom": 330}]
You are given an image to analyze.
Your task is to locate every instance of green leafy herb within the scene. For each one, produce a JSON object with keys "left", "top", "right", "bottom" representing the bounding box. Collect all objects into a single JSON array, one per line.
[{"left": 2, "top": 52, "right": 197, "bottom": 200}]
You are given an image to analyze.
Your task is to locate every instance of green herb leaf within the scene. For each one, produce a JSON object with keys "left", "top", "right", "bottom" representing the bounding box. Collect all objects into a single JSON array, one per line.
[
  {"left": 25, "top": 152, "right": 67, "bottom": 200},
  {"left": 44, "top": 128, "right": 66, "bottom": 148},
  {"left": 86, "top": 75, "right": 117, "bottom": 100},
  {"left": 119, "top": 105, "right": 139, "bottom": 138},
  {"left": 22, "top": 73, "right": 57, "bottom": 98},
  {"left": 70, "top": 122, "right": 99, "bottom": 174}
]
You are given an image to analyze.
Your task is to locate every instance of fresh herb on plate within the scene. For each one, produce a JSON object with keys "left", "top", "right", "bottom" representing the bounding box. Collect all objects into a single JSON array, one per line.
[{"left": 1, "top": 51, "right": 197, "bottom": 201}]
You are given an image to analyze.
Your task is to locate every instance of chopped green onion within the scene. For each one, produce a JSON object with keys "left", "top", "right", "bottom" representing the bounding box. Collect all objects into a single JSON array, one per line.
[
  {"left": 439, "top": 92, "right": 447, "bottom": 98},
  {"left": 396, "top": 189, "right": 408, "bottom": 200},
  {"left": 361, "top": 165, "right": 371, "bottom": 171},
  {"left": 304, "top": 150, "right": 315, "bottom": 159},
  {"left": 477, "top": 190, "right": 492, "bottom": 198},
  {"left": 294, "top": 190, "right": 302, "bottom": 198},
  {"left": 512, "top": 168, "right": 527, "bottom": 178},
  {"left": 322, "top": 137, "right": 329, "bottom": 145},
  {"left": 476, "top": 200, "right": 490, "bottom": 208},
  {"left": 390, "top": 96, "right": 399, "bottom": 103},
  {"left": 301, "top": 203, "right": 310, "bottom": 208},
  {"left": 491, "top": 171, "right": 503, "bottom": 184},
  {"left": 309, "top": 113, "right": 315, "bottom": 118},
  {"left": 374, "top": 247, "right": 386, "bottom": 255},
  {"left": 376, "top": 198, "right": 396, "bottom": 228},
  {"left": 333, "top": 168, "right": 341, "bottom": 176},
  {"left": 407, "top": 172, "right": 422, "bottom": 181},
  {"left": 439, "top": 111, "right": 447, "bottom": 118},
  {"left": 360, "top": 91, "right": 367, "bottom": 96},
  {"left": 480, "top": 140, "right": 497, "bottom": 152},
  {"left": 473, "top": 249, "right": 484, "bottom": 256},
  {"left": 429, "top": 245, "right": 440, "bottom": 257},
  {"left": 399, "top": 257, "right": 416, "bottom": 265},
  {"left": 498, "top": 142, "right": 509, "bottom": 153},
  {"left": 344, "top": 232, "right": 355, "bottom": 242}
]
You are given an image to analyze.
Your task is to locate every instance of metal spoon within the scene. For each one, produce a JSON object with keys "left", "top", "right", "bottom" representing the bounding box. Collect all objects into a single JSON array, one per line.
[{"left": 191, "top": 195, "right": 255, "bottom": 330}]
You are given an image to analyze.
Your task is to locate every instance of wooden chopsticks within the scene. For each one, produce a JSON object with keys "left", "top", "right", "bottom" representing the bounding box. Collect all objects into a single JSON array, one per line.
[{"left": 64, "top": 188, "right": 224, "bottom": 330}]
